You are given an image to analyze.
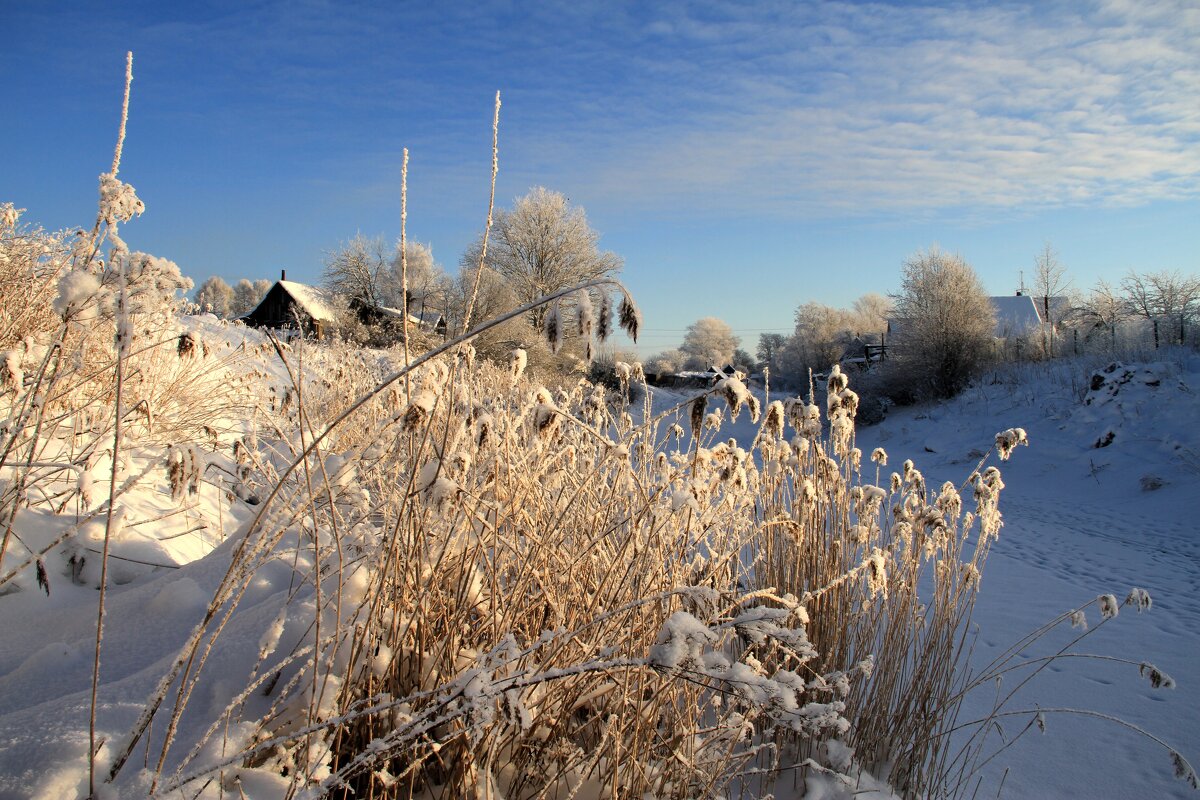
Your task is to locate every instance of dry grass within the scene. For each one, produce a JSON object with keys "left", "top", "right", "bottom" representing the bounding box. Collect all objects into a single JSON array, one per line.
[
  {"left": 0, "top": 246, "right": 1131, "bottom": 797},
  {"left": 83, "top": 328, "right": 1027, "bottom": 799}
]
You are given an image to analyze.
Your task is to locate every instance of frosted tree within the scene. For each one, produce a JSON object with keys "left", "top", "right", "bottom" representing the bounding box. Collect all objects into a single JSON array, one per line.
[
  {"left": 444, "top": 264, "right": 533, "bottom": 359},
  {"left": 645, "top": 348, "right": 687, "bottom": 374},
  {"left": 194, "top": 276, "right": 234, "bottom": 317},
  {"left": 462, "top": 187, "right": 622, "bottom": 329},
  {"left": 680, "top": 316, "right": 739, "bottom": 369},
  {"left": 1075, "top": 279, "right": 1128, "bottom": 353},
  {"left": 756, "top": 333, "right": 786, "bottom": 373},
  {"left": 1121, "top": 269, "right": 1200, "bottom": 348},
  {"left": 324, "top": 234, "right": 391, "bottom": 306},
  {"left": 891, "top": 247, "right": 996, "bottom": 398},
  {"left": 852, "top": 292, "right": 893, "bottom": 336},
  {"left": 1032, "top": 243, "right": 1071, "bottom": 355},
  {"left": 231, "top": 278, "right": 269, "bottom": 316},
  {"left": 1033, "top": 243, "right": 1070, "bottom": 304},
  {"left": 791, "top": 301, "right": 855, "bottom": 374},
  {"left": 732, "top": 348, "right": 755, "bottom": 372},
  {"left": 386, "top": 241, "right": 446, "bottom": 316}
]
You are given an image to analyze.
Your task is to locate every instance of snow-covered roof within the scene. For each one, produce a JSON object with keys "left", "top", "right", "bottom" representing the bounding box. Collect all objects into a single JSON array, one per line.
[
  {"left": 413, "top": 309, "right": 445, "bottom": 326},
  {"left": 989, "top": 295, "right": 1042, "bottom": 338},
  {"left": 1047, "top": 295, "right": 1072, "bottom": 320},
  {"left": 373, "top": 305, "right": 408, "bottom": 321},
  {"left": 278, "top": 280, "right": 337, "bottom": 323},
  {"left": 372, "top": 305, "right": 444, "bottom": 327}
]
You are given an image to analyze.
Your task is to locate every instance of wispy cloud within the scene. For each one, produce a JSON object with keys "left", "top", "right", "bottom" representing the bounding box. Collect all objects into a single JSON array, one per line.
[
  {"left": 7, "top": 0, "right": 1197, "bottom": 229},
  {"left": 531, "top": 0, "right": 1200, "bottom": 219}
]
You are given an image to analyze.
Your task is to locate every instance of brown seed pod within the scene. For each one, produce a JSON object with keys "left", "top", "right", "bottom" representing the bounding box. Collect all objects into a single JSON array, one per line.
[
  {"left": 597, "top": 292, "right": 613, "bottom": 341},
  {"left": 689, "top": 394, "right": 707, "bottom": 441},
  {"left": 617, "top": 292, "right": 641, "bottom": 343}
]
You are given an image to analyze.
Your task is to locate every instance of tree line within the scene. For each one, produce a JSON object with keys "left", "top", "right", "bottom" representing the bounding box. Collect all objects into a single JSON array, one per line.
[
  {"left": 190, "top": 187, "right": 623, "bottom": 368},
  {"left": 645, "top": 244, "right": 1198, "bottom": 403},
  {"left": 192, "top": 276, "right": 272, "bottom": 319},
  {"left": 189, "top": 201, "right": 1196, "bottom": 399}
]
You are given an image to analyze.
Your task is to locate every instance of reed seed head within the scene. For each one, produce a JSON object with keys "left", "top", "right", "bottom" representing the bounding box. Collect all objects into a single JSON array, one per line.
[
  {"left": 597, "top": 291, "right": 613, "bottom": 341},
  {"left": 617, "top": 291, "right": 641, "bottom": 343},
  {"left": 689, "top": 395, "right": 707, "bottom": 440}
]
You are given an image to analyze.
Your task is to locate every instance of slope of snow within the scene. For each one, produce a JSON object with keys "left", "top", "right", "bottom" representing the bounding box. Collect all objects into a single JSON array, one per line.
[{"left": 0, "top": 315, "right": 398, "bottom": 798}]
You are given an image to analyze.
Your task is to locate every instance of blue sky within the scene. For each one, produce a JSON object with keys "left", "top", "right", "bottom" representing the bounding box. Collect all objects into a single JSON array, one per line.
[{"left": 4, "top": 0, "right": 1198, "bottom": 357}]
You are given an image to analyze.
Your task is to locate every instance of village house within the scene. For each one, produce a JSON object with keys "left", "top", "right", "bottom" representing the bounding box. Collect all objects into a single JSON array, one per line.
[
  {"left": 887, "top": 292, "right": 1068, "bottom": 346},
  {"left": 240, "top": 272, "right": 338, "bottom": 339}
]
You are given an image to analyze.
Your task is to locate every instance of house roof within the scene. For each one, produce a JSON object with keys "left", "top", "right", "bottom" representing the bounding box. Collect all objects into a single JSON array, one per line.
[
  {"left": 989, "top": 295, "right": 1042, "bottom": 338},
  {"left": 370, "top": 305, "right": 445, "bottom": 327},
  {"left": 413, "top": 309, "right": 446, "bottom": 326},
  {"left": 278, "top": 280, "right": 337, "bottom": 323},
  {"left": 1047, "top": 295, "right": 1072, "bottom": 319},
  {"left": 371, "top": 304, "right": 408, "bottom": 321}
]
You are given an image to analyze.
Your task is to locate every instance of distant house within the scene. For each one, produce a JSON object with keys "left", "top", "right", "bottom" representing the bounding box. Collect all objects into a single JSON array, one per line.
[
  {"left": 844, "top": 333, "right": 887, "bottom": 367},
  {"left": 412, "top": 309, "right": 448, "bottom": 339},
  {"left": 241, "top": 275, "right": 338, "bottom": 338},
  {"left": 887, "top": 294, "right": 1054, "bottom": 344},
  {"left": 350, "top": 298, "right": 448, "bottom": 341},
  {"left": 646, "top": 371, "right": 718, "bottom": 390},
  {"left": 349, "top": 297, "right": 400, "bottom": 330}
]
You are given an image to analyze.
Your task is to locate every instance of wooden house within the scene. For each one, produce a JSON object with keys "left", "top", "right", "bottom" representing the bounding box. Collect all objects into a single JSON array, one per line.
[{"left": 241, "top": 276, "right": 338, "bottom": 338}]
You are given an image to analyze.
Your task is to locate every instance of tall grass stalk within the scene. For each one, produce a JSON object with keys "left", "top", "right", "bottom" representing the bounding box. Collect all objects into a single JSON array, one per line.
[
  {"left": 89, "top": 50, "right": 134, "bottom": 800},
  {"left": 400, "top": 146, "right": 411, "bottom": 399},
  {"left": 463, "top": 90, "right": 501, "bottom": 333}
]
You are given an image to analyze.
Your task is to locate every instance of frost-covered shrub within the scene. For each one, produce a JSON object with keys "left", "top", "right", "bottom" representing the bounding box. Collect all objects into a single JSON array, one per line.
[
  {"left": 890, "top": 247, "right": 997, "bottom": 399},
  {"left": 853, "top": 359, "right": 922, "bottom": 409},
  {"left": 0, "top": 165, "right": 252, "bottom": 604},
  {"left": 0, "top": 204, "right": 73, "bottom": 349}
]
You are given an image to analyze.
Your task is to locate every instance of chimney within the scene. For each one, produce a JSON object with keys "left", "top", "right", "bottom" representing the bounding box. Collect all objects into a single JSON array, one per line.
[{"left": 281, "top": 269, "right": 286, "bottom": 281}]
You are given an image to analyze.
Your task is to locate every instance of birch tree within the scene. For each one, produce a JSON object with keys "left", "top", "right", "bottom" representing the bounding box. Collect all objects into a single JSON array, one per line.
[{"left": 462, "top": 187, "right": 622, "bottom": 329}]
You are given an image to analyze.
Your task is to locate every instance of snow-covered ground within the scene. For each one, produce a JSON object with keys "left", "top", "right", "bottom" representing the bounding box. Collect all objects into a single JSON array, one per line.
[
  {"left": 1, "top": 323, "right": 1197, "bottom": 798},
  {"left": 0, "top": 316, "right": 395, "bottom": 799}
]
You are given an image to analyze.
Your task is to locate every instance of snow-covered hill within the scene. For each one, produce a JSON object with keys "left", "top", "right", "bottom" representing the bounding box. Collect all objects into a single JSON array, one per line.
[{"left": 759, "top": 354, "right": 1198, "bottom": 799}]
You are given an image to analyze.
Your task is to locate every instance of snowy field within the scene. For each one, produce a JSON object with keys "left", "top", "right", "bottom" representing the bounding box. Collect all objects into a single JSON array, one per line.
[{"left": 0, "top": 313, "right": 1197, "bottom": 798}]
